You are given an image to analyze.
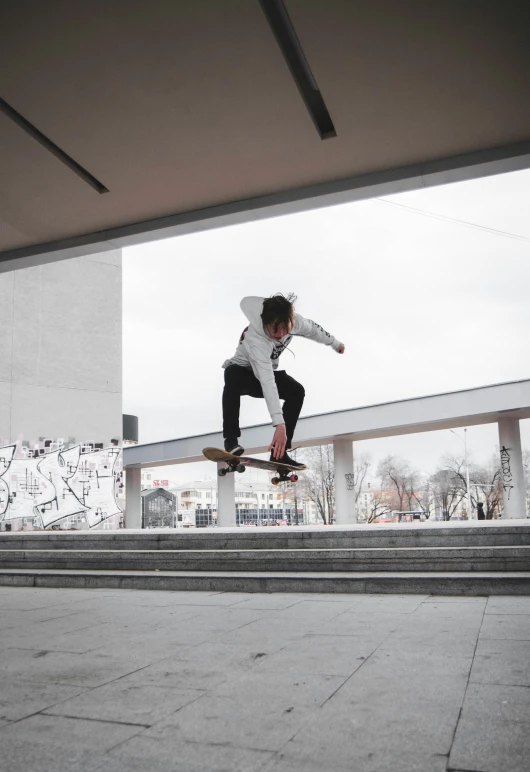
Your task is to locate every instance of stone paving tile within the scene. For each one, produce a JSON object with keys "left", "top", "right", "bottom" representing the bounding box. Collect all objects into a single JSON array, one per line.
[
  {"left": 99, "top": 735, "right": 273, "bottom": 772},
  {"left": 378, "top": 611, "right": 482, "bottom": 657},
  {"left": 44, "top": 681, "right": 203, "bottom": 726},
  {"left": 0, "top": 713, "right": 143, "bottom": 751},
  {"left": 213, "top": 614, "right": 325, "bottom": 648},
  {"left": 145, "top": 605, "right": 271, "bottom": 638},
  {"left": 227, "top": 595, "right": 305, "bottom": 611},
  {"left": 424, "top": 595, "right": 488, "bottom": 604},
  {"left": 82, "top": 590, "right": 251, "bottom": 609},
  {"left": 0, "top": 611, "right": 101, "bottom": 642},
  {"left": 470, "top": 638, "right": 530, "bottom": 686},
  {"left": 0, "top": 588, "right": 111, "bottom": 610},
  {"left": 157, "top": 591, "right": 257, "bottom": 607},
  {"left": 76, "top": 601, "right": 205, "bottom": 631},
  {"left": 0, "top": 592, "right": 84, "bottom": 611},
  {"left": 86, "top": 631, "right": 189, "bottom": 663},
  {"left": 271, "top": 599, "right": 360, "bottom": 621},
  {"left": 449, "top": 715, "right": 530, "bottom": 772},
  {"left": 85, "top": 589, "right": 224, "bottom": 606},
  {"left": 337, "top": 593, "right": 428, "bottom": 613},
  {"left": 0, "top": 605, "right": 93, "bottom": 629},
  {"left": 0, "top": 738, "right": 105, "bottom": 772},
  {"left": 1, "top": 647, "right": 170, "bottom": 688},
  {"left": 1, "top": 620, "right": 151, "bottom": 654},
  {"left": 176, "top": 639, "right": 289, "bottom": 673},
  {"left": 335, "top": 646, "right": 473, "bottom": 696},
  {"left": 414, "top": 599, "right": 486, "bottom": 617},
  {"left": 118, "top": 653, "right": 230, "bottom": 691},
  {"left": 267, "top": 748, "right": 449, "bottom": 772},
  {"left": 307, "top": 609, "right": 407, "bottom": 638},
  {"left": 253, "top": 633, "right": 383, "bottom": 677},
  {"left": 0, "top": 679, "right": 89, "bottom": 721},
  {"left": 282, "top": 649, "right": 468, "bottom": 769},
  {"left": 460, "top": 682, "right": 530, "bottom": 724},
  {"left": 143, "top": 671, "right": 345, "bottom": 752},
  {"left": 485, "top": 596, "right": 530, "bottom": 615},
  {"left": 479, "top": 613, "right": 530, "bottom": 641}
]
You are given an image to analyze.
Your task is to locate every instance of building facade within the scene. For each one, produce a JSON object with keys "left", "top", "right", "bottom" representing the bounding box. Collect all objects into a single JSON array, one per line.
[{"left": 0, "top": 250, "right": 123, "bottom": 531}]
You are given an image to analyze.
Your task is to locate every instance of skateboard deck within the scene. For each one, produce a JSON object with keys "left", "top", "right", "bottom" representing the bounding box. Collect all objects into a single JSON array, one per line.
[{"left": 203, "top": 447, "right": 306, "bottom": 483}]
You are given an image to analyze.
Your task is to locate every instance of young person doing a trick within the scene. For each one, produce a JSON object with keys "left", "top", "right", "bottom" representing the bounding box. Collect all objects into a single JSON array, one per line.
[{"left": 222, "top": 294, "right": 345, "bottom": 467}]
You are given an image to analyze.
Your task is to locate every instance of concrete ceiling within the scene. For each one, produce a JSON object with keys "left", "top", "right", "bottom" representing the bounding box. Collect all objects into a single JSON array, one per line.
[{"left": 1, "top": 0, "right": 530, "bottom": 270}]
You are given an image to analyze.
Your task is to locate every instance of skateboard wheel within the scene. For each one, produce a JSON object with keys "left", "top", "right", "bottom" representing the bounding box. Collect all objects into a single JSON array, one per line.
[
  {"left": 218, "top": 468, "right": 227, "bottom": 477},
  {"left": 271, "top": 477, "right": 280, "bottom": 486},
  {"left": 236, "top": 464, "right": 246, "bottom": 474},
  {"left": 290, "top": 474, "right": 298, "bottom": 482}
]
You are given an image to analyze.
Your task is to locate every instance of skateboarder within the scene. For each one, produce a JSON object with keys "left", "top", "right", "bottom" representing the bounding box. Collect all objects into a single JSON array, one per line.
[{"left": 222, "top": 294, "right": 345, "bottom": 466}]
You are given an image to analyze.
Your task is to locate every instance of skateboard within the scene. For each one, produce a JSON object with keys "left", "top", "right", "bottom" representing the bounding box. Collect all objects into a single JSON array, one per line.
[{"left": 202, "top": 447, "right": 306, "bottom": 485}]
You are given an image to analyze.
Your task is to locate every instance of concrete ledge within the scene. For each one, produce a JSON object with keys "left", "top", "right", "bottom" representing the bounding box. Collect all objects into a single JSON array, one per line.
[{"left": 1, "top": 569, "right": 529, "bottom": 595}]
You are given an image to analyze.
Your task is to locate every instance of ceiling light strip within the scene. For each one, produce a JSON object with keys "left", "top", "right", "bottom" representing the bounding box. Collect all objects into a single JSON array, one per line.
[
  {"left": 0, "top": 97, "right": 109, "bottom": 194},
  {"left": 259, "top": 0, "right": 336, "bottom": 140}
]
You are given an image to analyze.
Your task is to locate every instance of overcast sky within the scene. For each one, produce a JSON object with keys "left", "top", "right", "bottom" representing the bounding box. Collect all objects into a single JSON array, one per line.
[{"left": 123, "top": 167, "right": 530, "bottom": 484}]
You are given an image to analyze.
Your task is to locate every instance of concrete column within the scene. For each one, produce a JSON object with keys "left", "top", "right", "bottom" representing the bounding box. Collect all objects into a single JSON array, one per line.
[
  {"left": 333, "top": 439, "right": 356, "bottom": 525},
  {"left": 498, "top": 418, "right": 527, "bottom": 519},
  {"left": 125, "top": 467, "right": 142, "bottom": 529},
  {"left": 217, "top": 464, "right": 236, "bottom": 527}
]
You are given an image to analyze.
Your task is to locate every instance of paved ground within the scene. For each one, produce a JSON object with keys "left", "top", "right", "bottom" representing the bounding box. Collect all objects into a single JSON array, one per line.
[{"left": 0, "top": 587, "right": 529, "bottom": 772}]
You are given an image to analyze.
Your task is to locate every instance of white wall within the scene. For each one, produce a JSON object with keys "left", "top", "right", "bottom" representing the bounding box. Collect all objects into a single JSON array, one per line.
[{"left": 0, "top": 250, "right": 122, "bottom": 444}]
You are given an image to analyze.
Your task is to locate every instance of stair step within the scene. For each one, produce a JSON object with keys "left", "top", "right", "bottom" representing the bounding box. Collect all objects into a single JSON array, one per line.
[
  {"left": 1, "top": 525, "right": 530, "bottom": 551},
  {"left": 1, "top": 546, "right": 529, "bottom": 572},
  {"left": 1, "top": 568, "right": 529, "bottom": 595}
]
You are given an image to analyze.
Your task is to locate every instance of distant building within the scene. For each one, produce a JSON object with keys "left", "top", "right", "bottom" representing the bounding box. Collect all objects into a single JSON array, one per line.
[{"left": 141, "top": 488, "right": 177, "bottom": 528}]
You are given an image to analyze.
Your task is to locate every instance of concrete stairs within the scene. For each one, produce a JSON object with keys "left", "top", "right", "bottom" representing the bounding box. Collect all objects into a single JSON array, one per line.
[{"left": 1, "top": 525, "right": 529, "bottom": 595}]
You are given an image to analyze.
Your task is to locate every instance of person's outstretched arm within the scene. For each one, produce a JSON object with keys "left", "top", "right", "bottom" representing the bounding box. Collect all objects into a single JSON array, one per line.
[{"left": 292, "top": 313, "right": 345, "bottom": 354}]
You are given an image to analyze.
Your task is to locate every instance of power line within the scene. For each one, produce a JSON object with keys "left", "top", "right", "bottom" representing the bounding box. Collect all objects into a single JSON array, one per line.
[{"left": 375, "top": 198, "right": 530, "bottom": 242}]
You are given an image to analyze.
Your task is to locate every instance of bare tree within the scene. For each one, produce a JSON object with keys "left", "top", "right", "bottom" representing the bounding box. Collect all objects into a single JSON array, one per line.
[
  {"left": 299, "top": 445, "right": 335, "bottom": 524},
  {"left": 430, "top": 460, "right": 466, "bottom": 520},
  {"left": 299, "top": 447, "right": 372, "bottom": 524},
  {"left": 376, "top": 455, "right": 424, "bottom": 513},
  {"left": 439, "top": 454, "right": 502, "bottom": 519},
  {"left": 470, "top": 457, "right": 502, "bottom": 519},
  {"left": 366, "top": 487, "right": 393, "bottom": 523},
  {"left": 353, "top": 452, "right": 371, "bottom": 506}
]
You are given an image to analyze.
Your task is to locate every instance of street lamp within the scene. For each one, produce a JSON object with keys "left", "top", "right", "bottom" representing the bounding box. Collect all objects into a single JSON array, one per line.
[{"left": 450, "top": 429, "right": 472, "bottom": 520}]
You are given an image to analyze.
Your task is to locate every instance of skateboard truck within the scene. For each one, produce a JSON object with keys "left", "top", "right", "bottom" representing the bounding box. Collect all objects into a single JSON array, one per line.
[
  {"left": 218, "top": 461, "right": 246, "bottom": 477},
  {"left": 271, "top": 474, "right": 299, "bottom": 485}
]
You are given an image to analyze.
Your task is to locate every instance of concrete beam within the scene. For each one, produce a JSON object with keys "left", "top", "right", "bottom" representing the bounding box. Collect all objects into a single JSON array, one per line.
[
  {"left": 2, "top": 141, "right": 529, "bottom": 272},
  {"left": 123, "top": 379, "right": 530, "bottom": 469}
]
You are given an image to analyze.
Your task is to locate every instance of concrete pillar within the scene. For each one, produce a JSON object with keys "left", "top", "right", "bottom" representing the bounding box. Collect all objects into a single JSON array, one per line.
[
  {"left": 217, "top": 464, "right": 236, "bottom": 527},
  {"left": 333, "top": 439, "right": 356, "bottom": 525},
  {"left": 125, "top": 467, "right": 142, "bottom": 529},
  {"left": 498, "top": 419, "right": 527, "bottom": 519}
]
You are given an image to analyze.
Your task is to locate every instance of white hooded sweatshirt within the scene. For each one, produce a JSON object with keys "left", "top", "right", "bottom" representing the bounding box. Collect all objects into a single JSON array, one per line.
[{"left": 223, "top": 296, "right": 343, "bottom": 426}]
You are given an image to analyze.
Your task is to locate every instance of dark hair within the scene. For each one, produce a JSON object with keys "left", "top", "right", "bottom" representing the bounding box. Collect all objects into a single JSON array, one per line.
[{"left": 261, "top": 293, "right": 297, "bottom": 332}]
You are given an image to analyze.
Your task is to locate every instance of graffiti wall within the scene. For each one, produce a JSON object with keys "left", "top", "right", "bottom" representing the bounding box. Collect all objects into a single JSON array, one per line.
[{"left": 0, "top": 439, "right": 123, "bottom": 530}]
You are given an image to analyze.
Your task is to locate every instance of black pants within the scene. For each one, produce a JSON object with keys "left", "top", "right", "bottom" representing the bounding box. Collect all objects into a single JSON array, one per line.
[{"left": 222, "top": 365, "right": 305, "bottom": 448}]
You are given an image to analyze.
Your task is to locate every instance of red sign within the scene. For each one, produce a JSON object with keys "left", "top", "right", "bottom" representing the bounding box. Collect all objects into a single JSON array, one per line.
[{"left": 153, "top": 480, "right": 169, "bottom": 487}]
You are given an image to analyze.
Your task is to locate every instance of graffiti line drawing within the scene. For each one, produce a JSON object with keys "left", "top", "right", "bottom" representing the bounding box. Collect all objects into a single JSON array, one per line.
[
  {"left": 500, "top": 445, "right": 514, "bottom": 499},
  {"left": 0, "top": 441, "right": 122, "bottom": 529},
  {"left": 345, "top": 473, "right": 355, "bottom": 491}
]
